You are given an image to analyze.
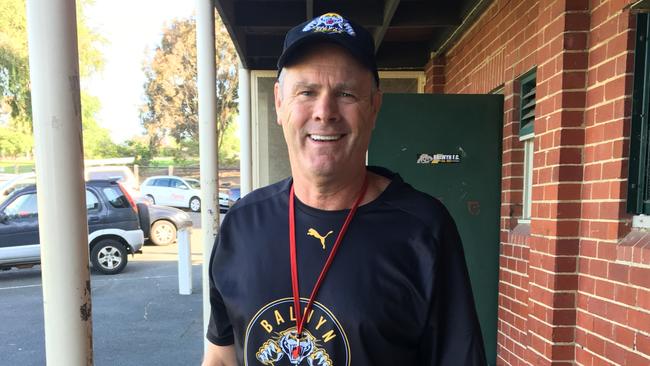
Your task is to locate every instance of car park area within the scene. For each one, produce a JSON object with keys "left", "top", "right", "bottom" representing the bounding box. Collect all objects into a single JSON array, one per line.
[{"left": 0, "top": 222, "right": 205, "bottom": 366}]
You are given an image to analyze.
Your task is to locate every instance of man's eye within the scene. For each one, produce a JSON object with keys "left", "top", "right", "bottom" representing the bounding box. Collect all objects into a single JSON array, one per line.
[{"left": 298, "top": 90, "right": 314, "bottom": 96}]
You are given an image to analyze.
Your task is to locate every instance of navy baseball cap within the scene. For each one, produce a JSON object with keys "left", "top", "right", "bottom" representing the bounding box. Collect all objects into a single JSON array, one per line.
[{"left": 277, "top": 12, "right": 380, "bottom": 85}]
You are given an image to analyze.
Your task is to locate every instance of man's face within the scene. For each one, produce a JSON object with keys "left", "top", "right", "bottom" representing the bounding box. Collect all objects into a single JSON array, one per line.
[{"left": 274, "top": 44, "right": 382, "bottom": 180}]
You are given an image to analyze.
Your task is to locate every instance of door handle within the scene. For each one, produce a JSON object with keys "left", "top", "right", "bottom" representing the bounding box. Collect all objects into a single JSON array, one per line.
[{"left": 88, "top": 216, "right": 99, "bottom": 223}]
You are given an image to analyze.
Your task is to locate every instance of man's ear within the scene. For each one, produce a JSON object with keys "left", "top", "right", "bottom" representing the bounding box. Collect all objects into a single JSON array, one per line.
[{"left": 274, "top": 81, "right": 283, "bottom": 125}]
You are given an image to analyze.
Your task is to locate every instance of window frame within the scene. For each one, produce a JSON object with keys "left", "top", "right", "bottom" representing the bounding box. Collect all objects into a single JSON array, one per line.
[
  {"left": 628, "top": 13, "right": 650, "bottom": 214},
  {"left": 518, "top": 69, "right": 537, "bottom": 223},
  {"left": 4, "top": 192, "right": 38, "bottom": 219},
  {"left": 520, "top": 135, "right": 535, "bottom": 222},
  {"left": 86, "top": 189, "right": 101, "bottom": 212}
]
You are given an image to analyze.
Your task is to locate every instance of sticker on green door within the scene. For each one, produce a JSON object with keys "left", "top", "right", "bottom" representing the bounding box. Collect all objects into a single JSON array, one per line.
[{"left": 416, "top": 153, "right": 461, "bottom": 164}]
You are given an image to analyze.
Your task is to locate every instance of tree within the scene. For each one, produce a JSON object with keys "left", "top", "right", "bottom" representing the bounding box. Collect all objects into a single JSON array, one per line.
[
  {"left": 0, "top": 0, "right": 114, "bottom": 158},
  {"left": 140, "top": 12, "right": 239, "bottom": 159}
]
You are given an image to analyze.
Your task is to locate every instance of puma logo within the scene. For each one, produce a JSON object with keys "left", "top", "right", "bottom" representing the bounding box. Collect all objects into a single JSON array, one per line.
[{"left": 307, "top": 228, "right": 334, "bottom": 250}]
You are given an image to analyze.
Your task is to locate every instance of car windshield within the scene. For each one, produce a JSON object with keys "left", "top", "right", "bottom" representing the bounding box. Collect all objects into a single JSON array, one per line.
[{"left": 186, "top": 179, "right": 200, "bottom": 189}]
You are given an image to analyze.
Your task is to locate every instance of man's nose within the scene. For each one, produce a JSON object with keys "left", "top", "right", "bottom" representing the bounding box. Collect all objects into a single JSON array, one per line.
[{"left": 312, "top": 93, "right": 340, "bottom": 123}]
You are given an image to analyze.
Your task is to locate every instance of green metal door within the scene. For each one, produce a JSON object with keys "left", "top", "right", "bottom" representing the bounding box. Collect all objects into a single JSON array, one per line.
[{"left": 368, "top": 93, "right": 503, "bottom": 365}]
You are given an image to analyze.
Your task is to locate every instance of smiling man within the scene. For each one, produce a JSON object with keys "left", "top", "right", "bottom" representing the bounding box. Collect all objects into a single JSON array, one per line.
[{"left": 203, "top": 13, "right": 487, "bottom": 366}]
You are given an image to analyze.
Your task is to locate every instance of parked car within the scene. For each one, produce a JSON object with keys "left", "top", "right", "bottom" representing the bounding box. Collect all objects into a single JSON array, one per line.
[
  {"left": 0, "top": 179, "right": 147, "bottom": 275},
  {"left": 0, "top": 167, "right": 152, "bottom": 206},
  {"left": 0, "top": 172, "right": 36, "bottom": 203},
  {"left": 85, "top": 165, "right": 139, "bottom": 193},
  {"left": 140, "top": 175, "right": 229, "bottom": 212},
  {"left": 146, "top": 204, "right": 193, "bottom": 246},
  {"left": 227, "top": 186, "right": 241, "bottom": 203}
]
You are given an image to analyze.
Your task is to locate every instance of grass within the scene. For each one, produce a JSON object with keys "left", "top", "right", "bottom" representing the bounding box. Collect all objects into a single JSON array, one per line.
[{"left": 0, "top": 161, "right": 35, "bottom": 173}]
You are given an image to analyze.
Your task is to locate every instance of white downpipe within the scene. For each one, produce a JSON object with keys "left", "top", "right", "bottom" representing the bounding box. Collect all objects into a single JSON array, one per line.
[
  {"left": 238, "top": 67, "right": 252, "bottom": 196},
  {"left": 25, "top": 0, "right": 93, "bottom": 364},
  {"left": 196, "top": 0, "right": 219, "bottom": 351}
]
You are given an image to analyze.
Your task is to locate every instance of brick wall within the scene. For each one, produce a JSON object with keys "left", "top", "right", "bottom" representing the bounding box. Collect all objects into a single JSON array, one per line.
[
  {"left": 576, "top": 1, "right": 650, "bottom": 365},
  {"left": 426, "top": 0, "right": 650, "bottom": 364}
]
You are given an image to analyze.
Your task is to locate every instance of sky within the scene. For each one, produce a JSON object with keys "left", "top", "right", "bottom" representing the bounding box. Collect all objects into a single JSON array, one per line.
[{"left": 84, "top": 0, "right": 195, "bottom": 143}]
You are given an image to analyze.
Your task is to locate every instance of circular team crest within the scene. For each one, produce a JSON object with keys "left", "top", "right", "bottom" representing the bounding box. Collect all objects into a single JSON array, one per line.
[
  {"left": 302, "top": 13, "right": 356, "bottom": 36},
  {"left": 244, "top": 298, "right": 350, "bottom": 365}
]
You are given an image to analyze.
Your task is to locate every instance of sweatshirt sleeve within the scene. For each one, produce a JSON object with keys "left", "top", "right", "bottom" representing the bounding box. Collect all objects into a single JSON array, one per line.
[
  {"left": 205, "top": 224, "right": 235, "bottom": 346},
  {"left": 419, "top": 205, "right": 487, "bottom": 365}
]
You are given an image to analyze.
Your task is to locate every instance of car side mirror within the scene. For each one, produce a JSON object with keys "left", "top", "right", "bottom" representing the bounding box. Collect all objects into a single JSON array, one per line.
[{"left": 0, "top": 212, "right": 8, "bottom": 224}]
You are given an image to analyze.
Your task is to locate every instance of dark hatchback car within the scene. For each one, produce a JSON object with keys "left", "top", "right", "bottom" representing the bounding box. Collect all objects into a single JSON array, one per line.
[
  {"left": 146, "top": 204, "right": 193, "bottom": 246},
  {"left": 0, "top": 180, "right": 146, "bottom": 275}
]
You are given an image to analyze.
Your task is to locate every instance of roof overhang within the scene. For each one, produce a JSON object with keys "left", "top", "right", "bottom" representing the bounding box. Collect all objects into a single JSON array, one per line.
[{"left": 214, "top": 0, "right": 492, "bottom": 71}]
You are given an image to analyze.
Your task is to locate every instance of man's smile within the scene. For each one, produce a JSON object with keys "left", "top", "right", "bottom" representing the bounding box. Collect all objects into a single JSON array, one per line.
[{"left": 308, "top": 134, "right": 344, "bottom": 142}]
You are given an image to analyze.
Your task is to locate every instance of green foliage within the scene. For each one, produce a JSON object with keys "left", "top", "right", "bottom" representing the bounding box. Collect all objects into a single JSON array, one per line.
[
  {"left": 219, "top": 120, "right": 240, "bottom": 168},
  {"left": 0, "top": 0, "right": 31, "bottom": 133},
  {"left": 116, "top": 139, "right": 154, "bottom": 166},
  {"left": 81, "top": 93, "right": 120, "bottom": 158},
  {"left": 0, "top": 126, "right": 32, "bottom": 157},
  {"left": 140, "top": 13, "right": 239, "bottom": 157},
  {"left": 0, "top": 0, "right": 111, "bottom": 159}
]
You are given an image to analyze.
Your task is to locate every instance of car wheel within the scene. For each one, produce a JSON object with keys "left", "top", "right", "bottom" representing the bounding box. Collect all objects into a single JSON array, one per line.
[
  {"left": 150, "top": 220, "right": 177, "bottom": 246},
  {"left": 90, "top": 239, "right": 128, "bottom": 275},
  {"left": 146, "top": 194, "right": 155, "bottom": 204},
  {"left": 189, "top": 196, "right": 201, "bottom": 212}
]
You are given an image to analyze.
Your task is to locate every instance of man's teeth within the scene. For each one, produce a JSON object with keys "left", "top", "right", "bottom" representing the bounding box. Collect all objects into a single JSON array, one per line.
[{"left": 310, "top": 134, "right": 341, "bottom": 141}]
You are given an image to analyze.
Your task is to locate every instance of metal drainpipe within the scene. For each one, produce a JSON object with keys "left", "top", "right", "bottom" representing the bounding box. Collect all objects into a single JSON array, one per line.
[
  {"left": 238, "top": 66, "right": 252, "bottom": 195},
  {"left": 25, "top": 0, "right": 93, "bottom": 364},
  {"left": 196, "top": 0, "right": 219, "bottom": 350}
]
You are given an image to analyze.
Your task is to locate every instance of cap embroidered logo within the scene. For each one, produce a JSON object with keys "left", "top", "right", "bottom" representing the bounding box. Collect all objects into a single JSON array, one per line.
[{"left": 302, "top": 13, "right": 356, "bottom": 36}]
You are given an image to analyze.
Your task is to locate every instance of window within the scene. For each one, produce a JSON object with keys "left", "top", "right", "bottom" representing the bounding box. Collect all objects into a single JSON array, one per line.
[
  {"left": 86, "top": 190, "right": 100, "bottom": 211},
  {"left": 154, "top": 178, "right": 171, "bottom": 187},
  {"left": 519, "top": 70, "right": 536, "bottom": 221},
  {"left": 171, "top": 179, "right": 188, "bottom": 189},
  {"left": 4, "top": 193, "right": 38, "bottom": 218},
  {"left": 186, "top": 179, "right": 200, "bottom": 189},
  {"left": 628, "top": 13, "right": 650, "bottom": 214},
  {"left": 102, "top": 187, "right": 129, "bottom": 209}
]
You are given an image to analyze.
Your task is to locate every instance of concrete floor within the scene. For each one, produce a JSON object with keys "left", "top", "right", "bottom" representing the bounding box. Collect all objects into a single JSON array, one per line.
[{"left": 0, "top": 225, "right": 209, "bottom": 366}]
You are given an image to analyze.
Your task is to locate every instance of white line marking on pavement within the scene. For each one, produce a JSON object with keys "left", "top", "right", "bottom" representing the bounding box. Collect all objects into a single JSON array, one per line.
[
  {"left": 0, "top": 284, "right": 42, "bottom": 291},
  {"left": 0, "top": 274, "right": 180, "bottom": 291}
]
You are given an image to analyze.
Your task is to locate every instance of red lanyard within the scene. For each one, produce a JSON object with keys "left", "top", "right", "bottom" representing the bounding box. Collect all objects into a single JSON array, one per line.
[{"left": 288, "top": 176, "right": 368, "bottom": 349}]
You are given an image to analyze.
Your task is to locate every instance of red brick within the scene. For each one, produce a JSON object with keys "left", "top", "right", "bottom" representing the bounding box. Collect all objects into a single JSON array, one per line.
[
  {"left": 607, "top": 262, "right": 629, "bottom": 283},
  {"left": 612, "top": 325, "right": 635, "bottom": 348},
  {"left": 637, "top": 332, "right": 650, "bottom": 355},
  {"left": 594, "top": 279, "right": 615, "bottom": 298},
  {"left": 614, "top": 284, "right": 637, "bottom": 306},
  {"left": 626, "top": 352, "right": 650, "bottom": 366},
  {"left": 604, "top": 340, "right": 626, "bottom": 365},
  {"left": 629, "top": 309, "right": 650, "bottom": 334},
  {"left": 604, "top": 76, "right": 629, "bottom": 100},
  {"left": 606, "top": 301, "right": 629, "bottom": 324},
  {"left": 630, "top": 267, "right": 650, "bottom": 288},
  {"left": 586, "top": 332, "right": 606, "bottom": 355}
]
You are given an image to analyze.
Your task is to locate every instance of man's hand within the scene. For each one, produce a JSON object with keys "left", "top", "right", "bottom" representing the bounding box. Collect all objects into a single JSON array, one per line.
[{"left": 202, "top": 342, "right": 236, "bottom": 366}]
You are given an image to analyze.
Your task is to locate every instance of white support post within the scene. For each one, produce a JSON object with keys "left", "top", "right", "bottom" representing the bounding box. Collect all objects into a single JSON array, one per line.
[
  {"left": 25, "top": 0, "right": 93, "bottom": 364},
  {"left": 177, "top": 229, "right": 193, "bottom": 295},
  {"left": 238, "top": 66, "right": 252, "bottom": 196},
  {"left": 196, "top": 0, "right": 219, "bottom": 350}
]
